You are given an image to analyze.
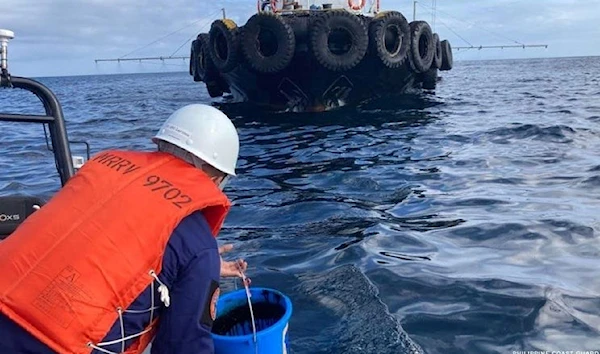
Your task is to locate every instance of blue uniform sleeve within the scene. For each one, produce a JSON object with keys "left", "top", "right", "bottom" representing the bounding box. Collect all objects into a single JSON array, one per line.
[{"left": 151, "top": 213, "right": 221, "bottom": 354}]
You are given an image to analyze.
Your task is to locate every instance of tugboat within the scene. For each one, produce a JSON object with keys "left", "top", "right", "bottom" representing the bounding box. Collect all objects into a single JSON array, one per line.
[{"left": 189, "top": 0, "right": 454, "bottom": 112}]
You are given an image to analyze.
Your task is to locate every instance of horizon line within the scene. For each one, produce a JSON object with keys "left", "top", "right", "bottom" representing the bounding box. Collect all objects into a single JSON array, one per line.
[{"left": 13, "top": 54, "right": 600, "bottom": 80}]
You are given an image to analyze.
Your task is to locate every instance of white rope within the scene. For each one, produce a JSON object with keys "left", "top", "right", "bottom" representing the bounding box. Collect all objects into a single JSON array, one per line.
[
  {"left": 123, "top": 306, "right": 160, "bottom": 314},
  {"left": 150, "top": 280, "right": 155, "bottom": 321},
  {"left": 123, "top": 281, "right": 160, "bottom": 319},
  {"left": 86, "top": 269, "right": 169, "bottom": 353},
  {"left": 118, "top": 308, "right": 125, "bottom": 353},
  {"left": 95, "top": 327, "right": 153, "bottom": 346},
  {"left": 149, "top": 270, "right": 170, "bottom": 307},
  {"left": 238, "top": 264, "right": 257, "bottom": 348},
  {"left": 87, "top": 342, "right": 118, "bottom": 354}
]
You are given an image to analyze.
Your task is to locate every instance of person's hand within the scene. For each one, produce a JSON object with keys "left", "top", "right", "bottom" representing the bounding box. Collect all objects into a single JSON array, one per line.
[{"left": 219, "top": 244, "right": 251, "bottom": 286}]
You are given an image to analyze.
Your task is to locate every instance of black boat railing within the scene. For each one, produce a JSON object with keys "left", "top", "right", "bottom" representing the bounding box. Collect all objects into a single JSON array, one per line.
[
  {"left": 0, "top": 75, "right": 76, "bottom": 187},
  {"left": 0, "top": 29, "right": 76, "bottom": 187},
  {"left": 0, "top": 29, "right": 93, "bottom": 239}
]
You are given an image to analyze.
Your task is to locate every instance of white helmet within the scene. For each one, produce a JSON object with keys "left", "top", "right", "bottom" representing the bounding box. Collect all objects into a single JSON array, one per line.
[{"left": 152, "top": 104, "right": 239, "bottom": 176}]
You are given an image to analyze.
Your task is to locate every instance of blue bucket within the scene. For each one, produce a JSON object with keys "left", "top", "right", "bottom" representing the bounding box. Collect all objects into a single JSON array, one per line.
[{"left": 211, "top": 287, "right": 292, "bottom": 354}]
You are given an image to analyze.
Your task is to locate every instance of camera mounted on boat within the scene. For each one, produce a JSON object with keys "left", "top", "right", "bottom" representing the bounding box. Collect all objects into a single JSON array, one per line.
[{"left": 0, "top": 29, "right": 14, "bottom": 78}]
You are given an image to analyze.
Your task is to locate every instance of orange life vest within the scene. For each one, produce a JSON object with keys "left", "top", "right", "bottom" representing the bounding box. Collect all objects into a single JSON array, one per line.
[{"left": 0, "top": 149, "right": 231, "bottom": 354}]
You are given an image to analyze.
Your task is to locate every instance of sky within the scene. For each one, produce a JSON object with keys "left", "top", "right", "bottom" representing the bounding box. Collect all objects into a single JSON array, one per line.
[{"left": 1, "top": 0, "right": 599, "bottom": 77}]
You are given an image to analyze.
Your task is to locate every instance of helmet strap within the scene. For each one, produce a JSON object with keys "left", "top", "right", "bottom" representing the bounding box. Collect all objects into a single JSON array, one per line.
[{"left": 217, "top": 175, "right": 230, "bottom": 191}]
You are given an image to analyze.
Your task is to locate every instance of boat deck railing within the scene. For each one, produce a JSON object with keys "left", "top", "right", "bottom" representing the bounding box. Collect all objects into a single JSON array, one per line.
[{"left": 0, "top": 29, "right": 78, "bottom": 186}]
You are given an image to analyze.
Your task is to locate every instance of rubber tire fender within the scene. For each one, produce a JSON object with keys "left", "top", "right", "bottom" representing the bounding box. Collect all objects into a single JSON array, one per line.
[
  {"left": 241, "top": 12, "right": 296, "bottom": 74},
  {"left": 190, "top": 39, "right": 196, "bottom": 77},
  {"left": 422, "top": 67, "right": 438, "bottom": 90},
  {"left": 369, "top": 10, "right": 410, "bottom": 68},
  {"left": 432, "top": 33, "right": 443, "bottom": 69},
  {"left": 309, "top": 10, "right": 369, "bottom": 72},
  {"left": 287, "top": 14, "right": 309, "bottom": 48},
  {"left": 408, "top": 20, "right": 434, "bottom": 73},
  {"left": 206, "top": 81, "right": 224, "bottom": 98},
  {"left": 440, "top": 39, "right": 453, "bottom": 71},
  {"left": 199, "top": 34, "right": 225, "bottom": 97},
  {"left": 191, "top": 36, "right": 206, "bottom": 81},
  {"left": 208, "top": 19, "right": 240, "bottom": 73},
  {"left": 198, "top": 34, "right": 219, "bottom": 82}
]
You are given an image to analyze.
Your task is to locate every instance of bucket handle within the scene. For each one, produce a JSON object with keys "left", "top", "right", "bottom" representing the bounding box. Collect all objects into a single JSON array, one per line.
[{"left": 238, "top": 264, "right": 258, "bottom": 352}]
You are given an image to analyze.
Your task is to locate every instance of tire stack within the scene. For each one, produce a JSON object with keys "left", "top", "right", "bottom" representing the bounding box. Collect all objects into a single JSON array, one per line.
[{"left": 189, "top": 9, "right": 454, "bottom": 96}]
